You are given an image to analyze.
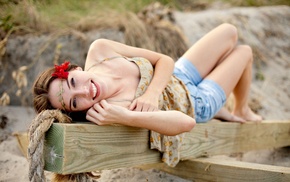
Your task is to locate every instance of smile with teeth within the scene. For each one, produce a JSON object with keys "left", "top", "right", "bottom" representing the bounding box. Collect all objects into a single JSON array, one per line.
[{"left": 91, "top": 82, "right": 97, "bottom": 99}]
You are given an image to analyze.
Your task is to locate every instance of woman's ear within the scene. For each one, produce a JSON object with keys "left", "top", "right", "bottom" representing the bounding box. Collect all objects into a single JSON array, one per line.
[{"left": 76, "top": 67, "right": 83, "bottom": 71}]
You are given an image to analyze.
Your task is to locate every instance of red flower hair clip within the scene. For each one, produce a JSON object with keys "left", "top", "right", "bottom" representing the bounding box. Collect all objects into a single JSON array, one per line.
[{"left": 52, "top": 61, "right": 70, "bottom": 79}]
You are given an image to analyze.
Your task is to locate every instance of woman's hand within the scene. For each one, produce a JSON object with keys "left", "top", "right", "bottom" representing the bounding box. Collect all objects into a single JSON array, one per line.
[
  {"left": 86, "top": 100, "right": 129, "bottom": 125},
  {"left": 129, "top": 93, "right": 159, "bottom": 112}
]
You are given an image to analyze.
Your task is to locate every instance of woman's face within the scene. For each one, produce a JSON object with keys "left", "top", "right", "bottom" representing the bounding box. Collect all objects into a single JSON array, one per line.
[{"left": 48, "top": 68, "right": 105, "bottom": 112}]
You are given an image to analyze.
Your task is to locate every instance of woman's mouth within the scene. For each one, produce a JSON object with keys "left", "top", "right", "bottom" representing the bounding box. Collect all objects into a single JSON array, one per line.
[{"left": 91, "top": 81, "right": 99, "bottom": 100}]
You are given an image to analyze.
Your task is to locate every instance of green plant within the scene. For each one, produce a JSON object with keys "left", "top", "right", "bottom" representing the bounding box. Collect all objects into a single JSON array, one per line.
[{"left": 0, "top": 15, "right": 14, "bottom": 32}]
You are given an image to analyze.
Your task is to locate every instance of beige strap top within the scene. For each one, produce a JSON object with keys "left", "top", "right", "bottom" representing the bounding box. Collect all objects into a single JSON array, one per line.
[{"left": 127, "top": 57, "right": 194, "bottom": 167}]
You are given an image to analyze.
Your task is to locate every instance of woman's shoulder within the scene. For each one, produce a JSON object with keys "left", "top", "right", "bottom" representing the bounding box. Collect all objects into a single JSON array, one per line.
[
  {"left": 89, "top": 38, "right": 124, "bottom": 51},
  {"left": 90, "top": 38, "right": 110, "bottom": 48},
  {"left": 87, "top": 39, "right": 113, "bottom": 56},
  {"left": 85, "top": 39, "right": 119, "bottom": 70}
]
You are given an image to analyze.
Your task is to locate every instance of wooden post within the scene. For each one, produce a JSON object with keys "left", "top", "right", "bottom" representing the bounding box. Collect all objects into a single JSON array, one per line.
[{"left": 43, "top": 120, "right": 290, "bottom": 174}]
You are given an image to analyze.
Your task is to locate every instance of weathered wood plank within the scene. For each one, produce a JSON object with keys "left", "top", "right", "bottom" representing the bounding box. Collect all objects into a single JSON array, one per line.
[
  {"left": 44, "top": 120, "right": 290, "bottom": 174},
  {"left": 44, "top": 122, "right": 160, "bottom": 174},
  {"left": 45, "top": 123, "right": 65, "bottom": 173},
  {"left": 140, "top": 158, "right": 290, "bottom": 182},
  {"left": 181, "top": 120, "right": 290, "bottom": 160}
]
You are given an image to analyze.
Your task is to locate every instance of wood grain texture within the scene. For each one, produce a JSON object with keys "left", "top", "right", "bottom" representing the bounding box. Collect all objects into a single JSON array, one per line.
[
  {"left": 44, "top": 122, "right": 160, "bottom": 174},
  {"left": 181, "top": 120, "right": 290, "bottom": 160},
  {"left": 43, "top": 120, "right": 290, "bottom": 174},
  {"left": 140, "top": 158, "right": 290, "bottom": 182}
]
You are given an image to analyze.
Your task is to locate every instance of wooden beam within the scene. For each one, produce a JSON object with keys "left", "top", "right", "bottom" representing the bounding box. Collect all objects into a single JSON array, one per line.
[
  {"left": 140, "top": 158, "right": 290, "bottom": 182},
  {"left": 181, "top": 120, "right": 290, "bottom": 160},
  {"left": 43, "top": 120, "right": 290, "bottom": 174},
  {"left": 44, "top": 122, "right": 160, "bottom": 174}
]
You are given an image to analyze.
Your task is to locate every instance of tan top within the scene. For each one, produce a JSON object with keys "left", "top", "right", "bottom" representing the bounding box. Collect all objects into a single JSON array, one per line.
[{"left": 128, "top": 57, "right": 195, "bottom": 167}]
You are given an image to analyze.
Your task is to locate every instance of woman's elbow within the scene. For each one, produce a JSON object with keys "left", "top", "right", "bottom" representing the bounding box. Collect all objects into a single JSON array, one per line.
[{"left": 183, "top": 118, "right": 196, "bottom": 133}]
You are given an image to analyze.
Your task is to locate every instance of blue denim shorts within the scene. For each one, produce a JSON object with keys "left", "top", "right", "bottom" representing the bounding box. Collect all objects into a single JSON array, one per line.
[{"left": 173, "top": 57, "right": 226, "bottom": 123}]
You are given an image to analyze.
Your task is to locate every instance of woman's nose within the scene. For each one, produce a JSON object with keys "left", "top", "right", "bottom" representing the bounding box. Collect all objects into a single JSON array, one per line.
[{"left": 73, "top": 86, "right": 89, "bottom": 97}]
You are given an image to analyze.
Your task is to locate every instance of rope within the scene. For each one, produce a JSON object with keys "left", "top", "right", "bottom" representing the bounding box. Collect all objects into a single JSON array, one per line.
[
  {"left": 28, "top": 109, "right": 100, "bottom": 181},
  {"left": 27, "top": 109, "right": 70, "bottom": 181},
  {"left": 52, "top": 173, "right": 100, "bottom": 182}
]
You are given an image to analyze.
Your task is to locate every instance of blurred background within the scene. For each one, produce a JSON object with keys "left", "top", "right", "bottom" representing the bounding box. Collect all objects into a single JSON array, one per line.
[
  {"left": 1, "top": 0, "right": 290, "bottom": 36},
  {"left": 0, "top": 0, "right": 289, "bottom": 111}
]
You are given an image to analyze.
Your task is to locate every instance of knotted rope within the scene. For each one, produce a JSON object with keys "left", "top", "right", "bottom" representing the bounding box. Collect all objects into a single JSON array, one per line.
[
  {"left": 28, "top": 109, "right": 71, "bottom": 181},
  {"left": 28, "top": 110, "right": 99, "bottom": 181}
]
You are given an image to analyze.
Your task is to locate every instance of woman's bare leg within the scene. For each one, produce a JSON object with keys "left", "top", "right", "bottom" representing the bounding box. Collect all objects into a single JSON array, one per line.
[
  {"left": 214, "top": 107, "right": 245, "bottom": 122},
  {"left": 182, "top": 23, "right": 242, "bottom": 121},
  {"left": 204, "top": 45, "right": 262, "bottom": 121},
  {"left": 182, "top": 23, "right": 238, "bottom": 78},
  {"left": 182, "top": 23, "right": 262, "bottom": 122},
  {"left": 229, "top": 46, "right": 262, "bottom": 121}
]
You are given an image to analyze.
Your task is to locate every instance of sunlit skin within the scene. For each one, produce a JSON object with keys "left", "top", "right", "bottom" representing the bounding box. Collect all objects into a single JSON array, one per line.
[{"left": 46, "top": 23, "right": 262, "bottom": 136}]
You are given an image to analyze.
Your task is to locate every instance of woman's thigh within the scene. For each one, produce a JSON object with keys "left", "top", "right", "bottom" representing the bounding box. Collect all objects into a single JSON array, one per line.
[
  {"left": 181, "top": 23, "right": 238, "bottom": 79},
  {"left": 205, "top": 45, "right": 252, "bottom": 97}
]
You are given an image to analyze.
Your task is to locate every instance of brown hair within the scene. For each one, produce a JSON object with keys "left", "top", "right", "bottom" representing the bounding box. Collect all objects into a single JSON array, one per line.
[{"left": 32, "top": 64, "right": 78, "bottom": 113}]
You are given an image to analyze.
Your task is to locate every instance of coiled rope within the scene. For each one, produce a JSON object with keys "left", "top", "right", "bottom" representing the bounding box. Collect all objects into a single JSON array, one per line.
[{"left": 27, "top": 109, "right": 98, "bottom": 182}]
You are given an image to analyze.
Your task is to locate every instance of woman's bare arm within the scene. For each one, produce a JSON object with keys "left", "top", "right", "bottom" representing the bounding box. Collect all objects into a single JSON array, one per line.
[{"left": 86, "top": 100, "right": 195, "bottom": 136}]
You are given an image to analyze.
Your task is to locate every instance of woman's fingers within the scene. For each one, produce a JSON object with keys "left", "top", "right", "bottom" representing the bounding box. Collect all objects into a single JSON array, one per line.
[
  {"left": 87, "top": 100, "right": 126, "bottom": 125},
  {"left": 130, "top": 98, "right": 158, "bottom": 112},
  {"left": 99, "top": 99, "right": 110, "bottom": 109},
  {"left": 129, "top": 100, "right": 137, "bottom": 111},
  {"left": 86, "top": 108, "right": 104, "bottom": 125},
  {"left": 148, "top": 106, "right": 158, "bottom": 112},
  {"left": 86, "top": 101, "right": 108, "bottom": 125},
  {"left": 92, "top": 100, "right": 110, "bottom": 114},
  {"left": 86, "top": 114, "right": 100, "bottom": 125}
]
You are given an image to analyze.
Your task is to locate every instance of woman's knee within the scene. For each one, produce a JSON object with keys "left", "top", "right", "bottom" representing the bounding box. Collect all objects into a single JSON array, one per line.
[
  {"left": 236, "top": 45, "right": 253, "bottom": 63},
  {"left": 219, "top": 23, "right": 238, "bottom": 44}
]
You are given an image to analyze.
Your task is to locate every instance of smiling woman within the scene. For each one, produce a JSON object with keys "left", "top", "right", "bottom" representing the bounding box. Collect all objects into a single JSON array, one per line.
[
  {"left": 32, "top": 23, "right": 262, "bottom": 168},
  {"left": 33, "top": 23, "right": 263, "bottom": 127}
]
